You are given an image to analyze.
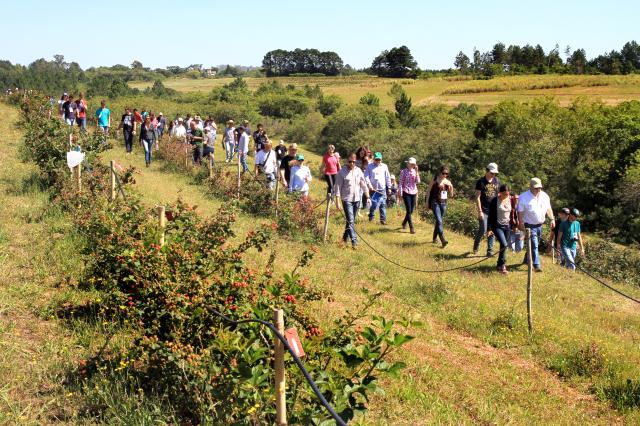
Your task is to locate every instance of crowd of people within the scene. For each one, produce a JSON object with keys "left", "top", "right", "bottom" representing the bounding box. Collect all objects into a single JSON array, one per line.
[{"left": 53, "top": 94, "right": 586, "bottom": 275}]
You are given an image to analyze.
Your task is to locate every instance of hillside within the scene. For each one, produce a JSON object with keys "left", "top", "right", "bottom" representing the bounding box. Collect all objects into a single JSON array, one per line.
[{"left": 2, "top": 100, "right": 640, "bottom": 424}]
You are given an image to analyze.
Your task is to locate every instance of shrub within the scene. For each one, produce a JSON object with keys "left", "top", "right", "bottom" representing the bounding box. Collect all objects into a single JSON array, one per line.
[
  {"left": 317, "top": 94, "right": 343, "bottom": 117},
  {"left": 285, "top": 112, "right": 325, "bottom": 150},
  {"left": 419, "top": 198, "right": 477, "bottom": 238},
  {"left": 359, "top": 93, "right": 380, "bottom": 106},
  {"left": 580, "top": 239, "right": 640, "bottom": 287},
  {"left": 603, "top": 379, "right": 640, "bottom": 409},
  {"left": 258, "top": 94, "right": 310, "bottom": 119},
  {"left": 549, "top": 342, "right": 606, "bottom": 379},
  {"left": 321, "top": 104, "right": 388, "bottom": 152}
]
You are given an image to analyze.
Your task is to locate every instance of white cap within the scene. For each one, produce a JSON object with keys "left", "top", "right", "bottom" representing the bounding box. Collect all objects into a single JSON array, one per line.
[
  {"left": 159, "top": 112, "right": 163, "bottom": 116},
  {"left": 530, "top": 177, "right": 543, "bottom": 188},
  {"left": 178, "top": 117, "right": 184, "bottom": 122},
  {"left": 391, "top": 174, "right": 396, "bottom": 180},
  {"left": 406, "top": 157, "right": 417, "bottom": 165},
  {"left": 487, "top": 162, "right": 499, "bottom": 174}
]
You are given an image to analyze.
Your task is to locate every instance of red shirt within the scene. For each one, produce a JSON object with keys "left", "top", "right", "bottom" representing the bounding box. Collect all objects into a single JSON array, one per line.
[
  {"left": 134, "top": 111, "right": 143, "bottom": 123},
  {"left": 323, "top": 153, "right": 339, "bottom": 175},
  {"left": 76, "top": 99, "right": 87, "bottom": 118}
]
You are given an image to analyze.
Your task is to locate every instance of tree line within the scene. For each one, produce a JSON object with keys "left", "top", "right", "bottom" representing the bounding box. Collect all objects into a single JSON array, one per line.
[{"left": 261, "top": 49, "right": 344, "bottom": 76}]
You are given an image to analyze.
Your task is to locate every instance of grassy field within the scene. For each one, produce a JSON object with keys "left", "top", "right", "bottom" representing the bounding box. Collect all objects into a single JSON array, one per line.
[
  {"left": 3, "top": 102, "right": 640, "bottom": 423},
  {"left": 129, "top": 74, "right": 640, "bottom": 110}
]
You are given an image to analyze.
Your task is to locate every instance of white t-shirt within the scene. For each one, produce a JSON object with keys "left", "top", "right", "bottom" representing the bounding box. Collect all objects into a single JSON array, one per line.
[
  {"left": 289, "top": 165, "right": 312, "bottom": 195},
  {"left": 255, "top": 149, "right": 278, "bottom": 174},
  {"left": 173, "top": 124, "right": 186, "bottom": 139},
  {"left": 517, "top": 189, "right": 551, "bottom": 225},
  {"left": 237, "top": 133, "right": 250, "bottom": 155}
]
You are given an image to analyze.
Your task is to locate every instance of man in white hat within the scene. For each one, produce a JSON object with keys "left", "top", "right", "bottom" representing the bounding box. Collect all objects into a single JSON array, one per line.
[
  {"left": 173, "top": 117, "right": 186, "bottom": 140},
  {"left": 223, "top": 120, "right": 236, "bottom": 162},
  {"left": 517, "top": 177, "right": 555, "bottom": 272},
  {"left": 157, "top": 112, "right": 167, "bottom": 140},
  {"left": 473, "top": 162, "right": 500, "bottom": 256}
]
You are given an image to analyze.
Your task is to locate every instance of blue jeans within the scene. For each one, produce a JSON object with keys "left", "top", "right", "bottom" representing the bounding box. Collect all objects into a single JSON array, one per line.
[
  {"left": 224, "top": 140, "right": 234, "bottom": 161},
  {"left": 523, "top": 224, "right": 542, "bottom": 267},
  {"left": 239, "top": 153, "right": 249, "bottom": 173},
  {"left": 77, "top": 117, "right": 86, "bottom": 131},
  {"left": 431, "top": 201, "right": 447, "bottom": 242},
  {"left": 369, "top": 191, "right": 387, "bottom": 222},
  {"left": 193, "top": 144, "right": 203, "bottom": 165},
  {"left": 494, "top": 225, "right": 511, "bottom": 267},
  {"left": 123, "top": 128, "right": 133, "bottom": 153},
  {"left": 474, "top": 213, "right": 495, "bottom": 254},
  {"left": 510, "top": 229, "right": 524, "bottom": 252},
  {"left": 142, "top": 139, "right": 153, "bottom": 165},
  {"left": 342, "top": 200, "right": 360, "bottom": 246},
  {"left": 561, "top": 246, "right": 577, "bottom": 270},
  {"left": 265, "top": 172, "right": 276, "bottom": 190}
]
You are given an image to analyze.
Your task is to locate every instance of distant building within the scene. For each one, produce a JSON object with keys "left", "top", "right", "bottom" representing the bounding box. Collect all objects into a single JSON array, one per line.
[{"left": 203, "top": 67, "right": 218, "bottom": 77}]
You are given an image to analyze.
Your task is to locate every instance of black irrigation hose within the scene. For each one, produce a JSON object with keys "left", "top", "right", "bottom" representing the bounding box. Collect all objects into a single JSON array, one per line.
[
  {"left": 551, "top": 246, "right": 640, "bottom": 304},
  {"left": 206, "top": 307, "right": 347, "bottom": 426},
  {"left": 335, "top": 204, "right": 497, "bottom": 273}
]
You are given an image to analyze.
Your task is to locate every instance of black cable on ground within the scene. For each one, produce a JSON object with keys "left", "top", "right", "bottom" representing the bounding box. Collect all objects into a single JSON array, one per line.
[
  {"left": 551, "top": 246, "right": 640, "bottom": 305},
  {"left": 335, "top": 204, "right": 496, "bottom": 273},
  {"left": 206, "top": 307, "right": 347, "bottom": 426}
]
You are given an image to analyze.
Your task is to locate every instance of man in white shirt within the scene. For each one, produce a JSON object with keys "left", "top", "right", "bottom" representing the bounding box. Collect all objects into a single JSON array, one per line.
[
  {"left": 517, "top": 177, "right": 556, "bottom": 272},
  {"left": 237, "top": 126, "right": 250, "bottom": 173},
  {"left": 254, "top": 140, "right": 278, "bottom": 189},
  {"left": 222, "top": 120, "right": 236, "bottom": 163},
  {"left": 172, "top": 118, "right": 187, "bottom": 140},
  {"left": 335, "top": 153, "right": 370, "bottom": 249},
  {"left": 365, "top": 152, "right": 392, "bottom": 225}
]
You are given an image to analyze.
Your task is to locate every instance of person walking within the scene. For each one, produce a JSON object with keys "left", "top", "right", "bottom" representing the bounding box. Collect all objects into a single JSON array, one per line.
[
  {"left": 189, "top": 121, "right": 204, "bottom": 165},
  {"left": 253, "top": 123, "right": 268, "bottom": 154},
  {"left": 255, "top": 140, "right": 278, "bottom": 189},
  {"left": 473, "top": 163, "right": 500, "bottom": 256},
  {"left": 489, "top": 184, "right": 512, "bottom": 274},
  {"left": 62, "top": 94, "right": 77, "bottom": 128},
  {"left": 278, "top": 143, "right": 298, "bottom": 187},
  {"left": 334, "top": 153, "right": 370, "bottom": 249},
  {"left": 517, "top": 177, "right": 555, "bottom": 272},
  {"left": 237, "top": 125, "right": 250, "bottom": 173},
  {"left": 117, "top": 107, "right": 136, "bottom": 154},
  {"left": 398, "top": 157, "right": 421, "bottom": 234},
  {"left": 223, "top": 120, "right": 236, "bottom": 162},
  {"left": 321, "top": 145, "right": 340, "bottom": 205},
  {"left": 427, "top": 166, "right": 454, "bottom": 246},
  {"left": 557, "top": 208, "right": 585, "bottom": 271},
  {"left": 157, "top": 112, "right": 167, "bottom": 142},
  {"left": 76, "top": 93, "right": 88, "bottom": 131},
  {"left": 173, "top": 117, "right": 186, "bottom": 140},
  {"left": 275, "top": 140, "right": 287, "bottom": 165},
  {"left": 548, "top": 207, "right": 569, "bottom": 264},
  {"left": 95, "top": 100, "right": 111, "bottom": 136},
  {"left": 289, "top": 154, "right": 312, "bottom": 196},
  {"left": 365, "top": 152, "right": 391, "bottom": 225},
  {"left": 203, "top": 123, "right": 216, "bottom": 163},
  {"left": 139, "top": 116, "right": 157, "bottom": 167},
  {"left": 510, "top": 192, "right": 524, "bottom": 253}
]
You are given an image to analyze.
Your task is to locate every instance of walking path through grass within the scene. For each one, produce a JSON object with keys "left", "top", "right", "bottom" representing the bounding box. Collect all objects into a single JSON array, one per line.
[{"left": 101, "top": 138, "right": 638, "bottom": 424}]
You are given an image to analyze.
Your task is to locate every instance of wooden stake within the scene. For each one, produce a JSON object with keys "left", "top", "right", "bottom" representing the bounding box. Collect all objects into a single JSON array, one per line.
[
  {"left": 236, "top": 151, "right": 241, "bottom": 199},
  {"left": 185, "top": 144, "right": 189, "bottom": 168},
  {"left": 323, "top": 192, "right": 331, "bottom": 243},
  {"left": 273, "top": 308, "right": 287, "bottom": 426},
  {"left": 76, "top": 164, "right": 81, "bottom": 192},
  {"left": 208, "top": 155, "right": 213, "bottom": 178},
  {"left": 110, "top": 160, "right": 116, "bottom": 201},
  {"left": 157, "top": 205, "right": 166, "bottom": 247},
  {"left": 526, "top": 228, "right": 533, "bottom": 333},
  {"left": 274, "top": 177, "right": 280, "bottom": 218}
]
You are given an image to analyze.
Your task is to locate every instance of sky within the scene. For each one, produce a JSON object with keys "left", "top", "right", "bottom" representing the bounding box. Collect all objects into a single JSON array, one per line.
[{"left": 1, "top": 0, "right": 638, "bottom": 70}]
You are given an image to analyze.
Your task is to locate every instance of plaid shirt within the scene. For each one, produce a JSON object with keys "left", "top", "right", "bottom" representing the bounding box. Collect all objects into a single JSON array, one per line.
[{"left": 398, "top": 168, "right": 420, "bottom": 196}]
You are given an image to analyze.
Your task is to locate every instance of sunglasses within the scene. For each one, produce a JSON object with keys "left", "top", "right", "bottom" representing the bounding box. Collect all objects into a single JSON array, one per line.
[
  {"left": 348, "top": 160, "right": 356, "bottom": 164},
  {"left": 442, "top": 173, "right": 449, "bottom": 176}
]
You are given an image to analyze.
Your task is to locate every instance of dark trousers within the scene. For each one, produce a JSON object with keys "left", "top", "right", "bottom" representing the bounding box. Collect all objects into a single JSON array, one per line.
[
  {"left": 193, "top": 144, "right": 203, "bottom": 165},
  {"left": 402, "top": 193, "right": 416, "bottom": 228},
  {"left": 494, "top": 225, "right": 511, "bottom": 267},
  {"left": 123, "top": 128, "right": 133, "bottom": 153},
  {"left": 324, "top": 174, "right": 336, "bottom": 194}
]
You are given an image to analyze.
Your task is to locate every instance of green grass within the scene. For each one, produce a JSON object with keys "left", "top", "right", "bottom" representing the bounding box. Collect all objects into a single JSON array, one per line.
[
  {"left": 3, "top": 102, "right": 640, "bottom": 424},
  {"left": 129, "top": 74, "right": 640, "bottom": 111}
]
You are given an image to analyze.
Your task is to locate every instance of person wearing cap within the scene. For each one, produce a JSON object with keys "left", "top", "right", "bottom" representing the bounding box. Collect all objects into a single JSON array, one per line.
[
  {"left": 488, "top": 184, "right": 513, "bottom": 274},
  {"left": 253, "top": 123, "right": 267, "bottom": 154},
  {"left": 275, "top": 140, "right": 287, "bottom": 164},
  {"left": 236, "top": 120, "right": 251, "bottom": 146},
  {"left": 117, "top": 107, "right": 136, "bottom": 154},
  {"left": 173, "top": 117, "right": 186, "bottom": 140},
  {"left": 255, "top": 140, "right": 278, "bottom": 189},
  {"left": 279, "top": 143, "right": 298, "bottom": 187},
  {"left": 427, "top": 165, "right": 454, "bottom": 245},
  {"left": 289, "top": 154, "right": 312, "bottom": 196},
  {"left": 473, "top": 163, "right": 501, "bottom": 256},
  {"left": 365, "top": 152, "right": 392, "bottom": 225},
  {"left": 517, "top": 177, "right": 555, "bottom": 272},
  {"left": 398, "top": 157, "right": 421, "bottom": 234},
  {"left": 222, "top": 120, "right": 236, "bottom": 162},
  {"left": 157, "top": 112, "right": 167, "bottom": 140},
  {"left": 334, "top": 153, "right": 370, "bottom": 249},
  {"left": 189, "top": 120, "right": 205, "bottom": 166},
  {"left": 237, "top": 126, "right": 250, "bottom": 173},
  {"left": 557, "top": 208, "right": 585, "bottom": 271}
]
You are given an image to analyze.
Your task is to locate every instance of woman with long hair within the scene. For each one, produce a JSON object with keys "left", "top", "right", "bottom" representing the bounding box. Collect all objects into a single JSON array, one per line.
[
  {"left": 139, "top": 115, "right": 157, "bottom": 167},
  {"left": 398, "top": 157, "right": 421, "bottom": 234},
  {"left": 427, "top": 166, "right": 454, "bottom": 247}
]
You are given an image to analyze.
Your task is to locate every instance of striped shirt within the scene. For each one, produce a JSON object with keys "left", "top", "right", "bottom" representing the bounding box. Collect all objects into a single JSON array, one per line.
[{"left": 398, "top": 168, "right": 420, "bottom": 196}]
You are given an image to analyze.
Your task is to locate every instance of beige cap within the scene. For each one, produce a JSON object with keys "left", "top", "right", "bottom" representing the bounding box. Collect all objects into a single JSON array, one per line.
[
  {"left": 289, "top": 143, "right": 298, "bottom": 149},
  {"left": 530, "top": 177, "right": 543, "bottom": 188}
]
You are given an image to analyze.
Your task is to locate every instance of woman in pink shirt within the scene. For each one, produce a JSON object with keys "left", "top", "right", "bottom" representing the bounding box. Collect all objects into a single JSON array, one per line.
[
  {"left": 398, "top": 157, "right": 421, "bottom": 234},
  {"left": 321, "top": 144, "right": 341, "bottom": 194}
]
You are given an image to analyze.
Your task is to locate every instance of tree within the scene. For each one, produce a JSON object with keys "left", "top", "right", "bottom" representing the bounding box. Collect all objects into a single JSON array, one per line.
[
  {"left": 454, "top": 52, "right": 471, "bottom": 74},
  {"left": 261, "top": 49, "right": 343, "bottom": 76},
  {"left": 569, "top": 49, "right": 587, "bottom": 74},
  {"left": 491, "top": 43, "right": 507, "bottom": 64},
  {"left": 131, "top": 60, "right": 144, "bottom": 69},
  {"left": 620, "top": 41, "right": 640, "bottom": 74},
  {"left": 370, "top": 46, "right": 418, "bottom": 78},
  {"left": 317, "top": 94, "right": 343, "bottom": 117},
  {"left": 359, "top": 93, "right": 380, "bottom": 107}
]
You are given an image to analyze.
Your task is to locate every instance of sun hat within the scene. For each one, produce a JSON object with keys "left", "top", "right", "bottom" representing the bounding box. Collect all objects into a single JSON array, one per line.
[
  {"left": 530, "top": 177, "right": 543, "bottom": 189},
  {"left": 158, "top": 112, "right": 163, "bottom": 116},
  {"left": 373, "top": 152, "right": 383, "bottom": 160},
  {"left": 570, "top": 208, "right": 581, "bottom": 217},
  {"left": 487, "top": 162, "right": 499, "bottom": 174},
  {"left": 406, "top": 157, "right": 417, "bottom": 165},
  {"left": 178, "top": 117, "right": 184, "bottom": 122},
  {"left": 289, "top": 143, "right": 298, "bottom": 150},
  {"left": 561, "top": 207, "right": 570, "bottom": 215},
  {"left": 227, "top": 119, "right": 234, "bottom": 124},
  {"left": 296, "top": 154, "right": 305, "bottom": 161},
  {"left": 243, "top": 120, "right": 249, "bottom": 124}
]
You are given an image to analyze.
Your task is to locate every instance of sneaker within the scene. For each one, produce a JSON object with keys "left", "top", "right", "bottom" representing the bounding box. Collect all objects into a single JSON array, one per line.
[
  {"left": 502, "top": 265, "right": 509, "bottom": 274},
  {"left": 368, "top": 217, "right": 374, "bottom": 222},
  {"left": 441, "top": 240, "right": 448, "bottom": 248},
  {"left": 410, "top": 227, "right": 415, "bottom": 234},
  {"left": 380, "top": 220, "right": 387, "bottom": 225},
  {"left": 351, "top": 244, "right": 357, "bottom": 250},
  {"left": 487, "top": 250, "right": 494, "bottom": 257},
  {"left": 534, "top": 266, "right": 543, "bottom": 272},
  {"left": 473, "top": 249, "right": 479, "bottom": 256},
  {"left": 432, "top": 239, "right": 437, "bottom": 244}
]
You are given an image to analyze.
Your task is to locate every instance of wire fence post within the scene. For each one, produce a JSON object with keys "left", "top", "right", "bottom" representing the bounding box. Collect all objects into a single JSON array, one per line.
[
  {"left": 273, "top": 308, "right": 287, "bottom": 426},
  {"left": 236, "top": 151, "right": 241, "bottom": 199},
  {"left": 526, "top": 228, "right": 533, "bottom": 333},
  {"left": 76, "top": 163, "right": 81, "bottom": 192},
  {"left": 110, "top": 160, "right": 116, "bottom": 201},
  {"left": 184, "top": 144, "right": 189, "bottom": 168},
  {"left": 275, "top": 177, "right": 280, "bottom": 219},
  {"left": 323, "top": 192, "right": 331, "bottom": 243},
  {"left": 208, "top": 155, "right": 213, "bottom": 179},
  {"left": 157, "top": 205, "right": 166, "bottom": 247}
]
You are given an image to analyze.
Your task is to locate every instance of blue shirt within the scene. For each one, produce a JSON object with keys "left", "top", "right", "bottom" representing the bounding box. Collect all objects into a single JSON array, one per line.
[{"left": 95, "top": 107, "right": 110, "bottom": 127}]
